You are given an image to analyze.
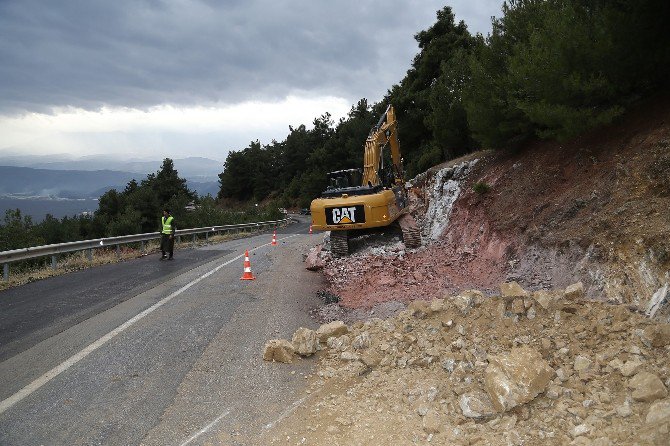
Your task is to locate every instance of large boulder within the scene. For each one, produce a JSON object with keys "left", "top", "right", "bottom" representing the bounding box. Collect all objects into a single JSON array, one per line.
[
  {"left": 292, "top": 327, "right": 319, "bottom": 356},
  {"left": 262, "top": 339, "right": 295, "bottom": 363},
  {"left": 316, "top": 321, "right": 348, "bottom": 343},
  {"left": 484, "top": 346, "right": 554, "bottom": 412}
]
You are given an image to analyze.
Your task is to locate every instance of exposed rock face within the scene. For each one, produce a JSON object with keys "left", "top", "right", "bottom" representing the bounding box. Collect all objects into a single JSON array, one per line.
[
  {"left": 629, "top": 371, "right": 668, "bottom": 402},
  {"left": 484, "top": 346, "right": 554, "bottom": 412},
  {"left": 316, "top": 320, "right": 348, "bottom": 343},
  {"left": 262, "top": 339, "right": 295, "bottom": 363},
  {"left": 292, "top": 327, "right": 319, "bottom": 356}
]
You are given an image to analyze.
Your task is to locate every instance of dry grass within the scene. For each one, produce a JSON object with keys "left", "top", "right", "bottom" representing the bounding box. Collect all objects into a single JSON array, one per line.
[{"left": 0, "top": 230, "right": 257, "bottom": 292}]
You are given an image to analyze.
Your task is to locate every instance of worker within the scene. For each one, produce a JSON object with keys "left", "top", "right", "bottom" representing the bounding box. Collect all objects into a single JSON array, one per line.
[{"left": 160, "top": 208, "right": 176, "bottom": 260}]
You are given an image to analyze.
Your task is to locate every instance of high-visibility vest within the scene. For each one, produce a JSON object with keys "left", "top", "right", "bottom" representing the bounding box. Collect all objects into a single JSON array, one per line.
[{"left": 161, "top": 216, "right": 174, "bottom": 234}]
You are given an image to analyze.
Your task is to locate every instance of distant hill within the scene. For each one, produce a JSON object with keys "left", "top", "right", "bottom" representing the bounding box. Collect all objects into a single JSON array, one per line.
[
  {"left": 0, "top": 154, "right": 224, "bottom": 182},
  {"left": 0, "top": 165, "right": 219, "bottom": 199},
  {"left": 0, "top": 166, "right": 138, "bottom": 198}
]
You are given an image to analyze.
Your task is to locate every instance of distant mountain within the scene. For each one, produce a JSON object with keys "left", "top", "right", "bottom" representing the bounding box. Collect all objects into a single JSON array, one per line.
[
  {"left": 0, "top": 153, "right": 224, "bottom": 181},
  {"left": 0, "top": 166, "right": 219, "bottom": 199},
  {"left": 0, "top": 166, "right": 138, "bottom": 198}
]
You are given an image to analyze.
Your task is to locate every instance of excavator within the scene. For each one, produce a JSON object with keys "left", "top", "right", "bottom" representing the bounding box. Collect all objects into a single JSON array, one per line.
[{"left": 310, "top": 105, "right": 421, "bottom": 256}]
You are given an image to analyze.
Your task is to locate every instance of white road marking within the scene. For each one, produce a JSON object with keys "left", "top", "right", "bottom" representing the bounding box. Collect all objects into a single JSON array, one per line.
[
  {"left": 263, "top": 395, "right": 309, "bottom": 430},
  {"left": 0, "top": 233, "right": 300, "bottom": 416},
  {"left": 179, "top": 409, "right": 231, "bottom": 446}
]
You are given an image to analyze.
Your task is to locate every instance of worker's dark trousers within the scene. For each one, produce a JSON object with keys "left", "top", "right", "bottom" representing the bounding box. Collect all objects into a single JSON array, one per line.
[{"left": 161, "top": 234, "right": 174, "bottom": 258}]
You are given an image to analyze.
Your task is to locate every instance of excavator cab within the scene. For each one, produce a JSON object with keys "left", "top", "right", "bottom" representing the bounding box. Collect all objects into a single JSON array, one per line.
[
  {"left": 327, "top": 169, "right": 362, "bottom": 190},
  {"left": 321, "top": 169, "right": 381, "bottom": 198}
]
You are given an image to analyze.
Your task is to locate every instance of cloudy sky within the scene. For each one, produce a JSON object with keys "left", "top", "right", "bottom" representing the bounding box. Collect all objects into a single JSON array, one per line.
[{"left": 0, "top": 0, "right": 502, "bottom": 163}]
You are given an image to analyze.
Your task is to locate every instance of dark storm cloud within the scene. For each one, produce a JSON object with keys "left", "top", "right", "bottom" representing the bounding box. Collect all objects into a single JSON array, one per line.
[{"left": 0, "top": 0, "right": 498, "bottom": 113}]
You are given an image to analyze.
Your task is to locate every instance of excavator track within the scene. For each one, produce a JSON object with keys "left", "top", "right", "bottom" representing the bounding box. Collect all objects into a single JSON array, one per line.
[
  {"left": 398, "top": 213, "right": 422, "bottom": 249},
  {"left": 330, "top": 231, "right": 349, "bottom": 257},
  {"left": 401, "top": 226, "right": 422, "bottom": 249}
]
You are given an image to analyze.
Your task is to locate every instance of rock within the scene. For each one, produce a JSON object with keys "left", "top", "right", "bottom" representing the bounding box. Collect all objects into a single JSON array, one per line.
[
  {"left": 619, "top": 359, "right": 643, "bottom": 377},
  {"left": 511, "top": 298, "right": 526, "bottom": 314},
  {"left": 629, "top": 371, "right": 668, "bottom": 402},
  {"left": 360, "top": 351, "right": 382, "bottom": 368},
  {"left": 292, "top": 327, "right": 319, "bottom": 356},
  {"left": 352, "top": 332, "right": 371, "bottom": 350},
  {"left": 616, "top": 403, "right": 632, "bottom": 417},
  {"left": 646, "top": 398, "right": 670, "bottom": 424},
  {"left": 532, "top": 290, "right": 553, "bottom": 310},
  {"left": 527, "top": 306, "right": 536, "bottom": 319},
  {"left": 451, "top": 290, "right": 483, "bottom": 314},
  {"left": 317, "top": 321, "right": 348, "bottom": 343},
  {"left": 500, "top": 282, "right": 529, "bottom": 300},
  {"left": 340, "top": 351, "right": 360, "bottom": 361},
  {"left": 408, "top": 300, "right": 433, "bottom": 318},
  {"left": 262, "top": 339, "right": 295, "bottom": 363},
  {"left": 643, "top": 324, "right": 670, "bottom": 348},
  {"left": 574, "top": 355, "right": 593, "bottom": 371},
  {"left": 484, "top": 346, "right": 554, "bottom": 412},
  {"left": 571, "top": 424, "right": 589, "bottom": 438},
  {"left": 304, "top": 244, "right": 325, "bottom": 270},
  {"left": 429, "top": 298, "right": 447, "bottom": 313},
  {"left": 326, "top": 334, "right": 350, "bottom": 351},
  {"left": 546, "top": 385, "right": 562, "bottom": 400},
  {"left": 564, "top": 282, "right": 585, "bottom": 300},
  {"left": 422, "top": 409, "right": 443, "bottom": 434},
  {"left": 459, "top": 391, "right": 496, "bottom": 418}
]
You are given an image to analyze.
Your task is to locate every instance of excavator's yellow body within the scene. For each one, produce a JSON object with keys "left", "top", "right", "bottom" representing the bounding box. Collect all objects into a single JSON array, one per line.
[{"left": 310, "top": 188, "right": 403, "bottom": 231}]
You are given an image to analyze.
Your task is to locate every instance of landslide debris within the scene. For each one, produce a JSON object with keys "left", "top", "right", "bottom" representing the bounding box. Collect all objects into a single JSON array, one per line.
[{"left": 261, "top": 283, "right": 670, "bottom": 445}]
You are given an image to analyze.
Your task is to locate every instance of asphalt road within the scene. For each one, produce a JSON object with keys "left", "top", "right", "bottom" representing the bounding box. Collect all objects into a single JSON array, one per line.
[{"left": 0, "top": 217, "right": 325, "bottom": 445}]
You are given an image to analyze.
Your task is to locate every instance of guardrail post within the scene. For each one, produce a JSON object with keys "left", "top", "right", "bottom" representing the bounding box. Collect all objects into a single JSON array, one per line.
[
  {"left": 115, "top": 244, "right": 120, "bottom": 258},
  {"left": 140, "top": 241, "right": 145, "bottom": 254},
  {"left": 205, "top": 232, "right": 209, "bottom": 242},
  {"left": 177, "top": 235, "right": 181, "bottom": 244},
  {"left": 192, "top": 234, "right": 196, "bottom": 246},
  {"left": 51, "top": 255, "right": 57, "bottom": 270},
  {"left": 87, "top": 249, "right": 93, "bottom": 261},
  {"left": 3, "top": 264, "right": 8, "bottom": 281}
]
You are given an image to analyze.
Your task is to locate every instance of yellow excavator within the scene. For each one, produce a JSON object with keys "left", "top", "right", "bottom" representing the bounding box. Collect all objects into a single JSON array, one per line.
[{"left": 310, "top": 105, "right": 421, "bottom": 256}]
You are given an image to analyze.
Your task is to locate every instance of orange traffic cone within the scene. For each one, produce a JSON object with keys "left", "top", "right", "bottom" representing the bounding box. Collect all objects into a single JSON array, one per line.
[
  {"left": 309, "top": 225, "right": 313, "bottom": 235},
  {"left": 271, "top": 230, "right": 277, "bottom": 246},
  {"left": 240, "top": 250, "right": 256, "bottom": 280}
]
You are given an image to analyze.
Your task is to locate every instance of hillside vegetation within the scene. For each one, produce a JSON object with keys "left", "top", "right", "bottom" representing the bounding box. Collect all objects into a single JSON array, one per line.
[{"left": 217, "top": 0, "right": 669, "bottom": 207}]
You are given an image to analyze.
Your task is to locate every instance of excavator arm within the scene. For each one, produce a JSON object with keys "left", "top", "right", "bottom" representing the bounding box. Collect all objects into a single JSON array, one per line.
[{"left": 362, "top": 105, "right": 403, "bottom": 187}]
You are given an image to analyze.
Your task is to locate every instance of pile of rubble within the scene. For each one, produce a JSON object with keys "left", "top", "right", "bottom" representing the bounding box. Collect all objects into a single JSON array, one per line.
[{"left": 262, "top": 282, "right": 670, "bottom": 445}]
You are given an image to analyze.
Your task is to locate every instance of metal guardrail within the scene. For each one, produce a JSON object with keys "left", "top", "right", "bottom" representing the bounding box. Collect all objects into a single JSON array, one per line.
[{"left": 0, "top": 218, "right": 291, "bottom": 281}]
